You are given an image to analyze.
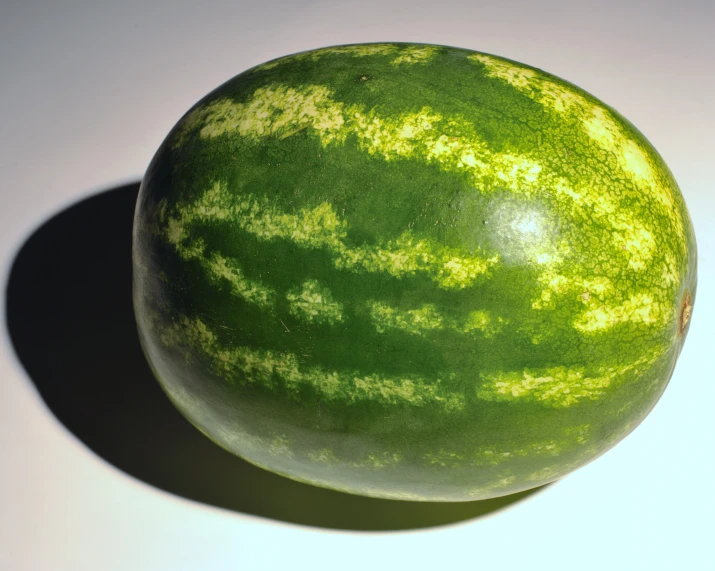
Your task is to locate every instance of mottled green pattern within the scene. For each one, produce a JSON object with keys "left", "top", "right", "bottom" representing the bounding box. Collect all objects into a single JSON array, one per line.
[{"left": 133, "top": 42, "right": 696, "bottom": 501}]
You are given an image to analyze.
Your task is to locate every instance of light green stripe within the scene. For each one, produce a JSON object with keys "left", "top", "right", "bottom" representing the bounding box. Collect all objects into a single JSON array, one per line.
[
  {"left": 470, "top": 52, "right": 684, "bottom": 249},
  {"left": 165, "top": 180, "right": 498, "bottom": 289},
  {"left": 286, "top": 279, "right": 344, "bottom": 325},
  {"left": 476, "top": 347, "right": 667, "bottom": 407},
  {"left": 161, "top": 196, "right": 276, "bottom": 310},
  {"left": 158, "top": 314, "right": 467, "bottom": 411},
  {"left": 367, "top": 300, "right": 504, "bottom": 337},
  {"left": 255, "top": 43, "right": 439, "bottom": 71}
]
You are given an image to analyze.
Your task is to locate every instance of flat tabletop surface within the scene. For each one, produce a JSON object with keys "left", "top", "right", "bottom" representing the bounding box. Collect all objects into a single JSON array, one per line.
[{"left": 2, "top": 1, "right": 713, "bottom": 569}]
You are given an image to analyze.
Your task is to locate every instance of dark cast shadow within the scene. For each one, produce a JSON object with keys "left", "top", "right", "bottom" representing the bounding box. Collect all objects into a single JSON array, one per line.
[{"left": 4, "top": 182, "right": 547, "bottom": 531}]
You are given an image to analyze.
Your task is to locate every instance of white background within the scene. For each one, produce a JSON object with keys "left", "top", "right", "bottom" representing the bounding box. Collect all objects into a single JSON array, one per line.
[{"left": 1, "top": 1, "right": 714, "bottom": 569}]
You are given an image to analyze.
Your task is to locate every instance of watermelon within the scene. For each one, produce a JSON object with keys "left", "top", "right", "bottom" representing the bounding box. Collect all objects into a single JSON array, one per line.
[{"left": 132, "top": 42, "right": 696, "bottom": 501}]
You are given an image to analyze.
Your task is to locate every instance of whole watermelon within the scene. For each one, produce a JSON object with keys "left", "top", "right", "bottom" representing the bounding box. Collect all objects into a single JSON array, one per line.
[{"left": 133, "top": 43, "right": 696, "bottom": 501}]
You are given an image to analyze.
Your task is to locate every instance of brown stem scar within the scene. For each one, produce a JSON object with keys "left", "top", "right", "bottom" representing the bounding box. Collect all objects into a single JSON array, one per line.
[{"left": 679, "top": 291, "right": 692, "bottom": 336}]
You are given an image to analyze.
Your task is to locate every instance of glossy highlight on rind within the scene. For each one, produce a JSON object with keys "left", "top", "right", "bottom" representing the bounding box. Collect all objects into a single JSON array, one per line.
[{"left": 133, "top": 42, "right": 696, "bottom": 501}]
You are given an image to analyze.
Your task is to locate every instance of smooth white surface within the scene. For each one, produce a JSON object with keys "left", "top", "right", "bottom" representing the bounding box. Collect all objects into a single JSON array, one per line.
[{"left": 1, "top": 1, "right": 713, "bottom": 569}]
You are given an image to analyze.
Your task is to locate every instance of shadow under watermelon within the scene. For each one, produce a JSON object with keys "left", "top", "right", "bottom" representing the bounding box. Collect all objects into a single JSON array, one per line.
[{"left": 4, "top": 182, "right": 548, "bottom": 531}]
